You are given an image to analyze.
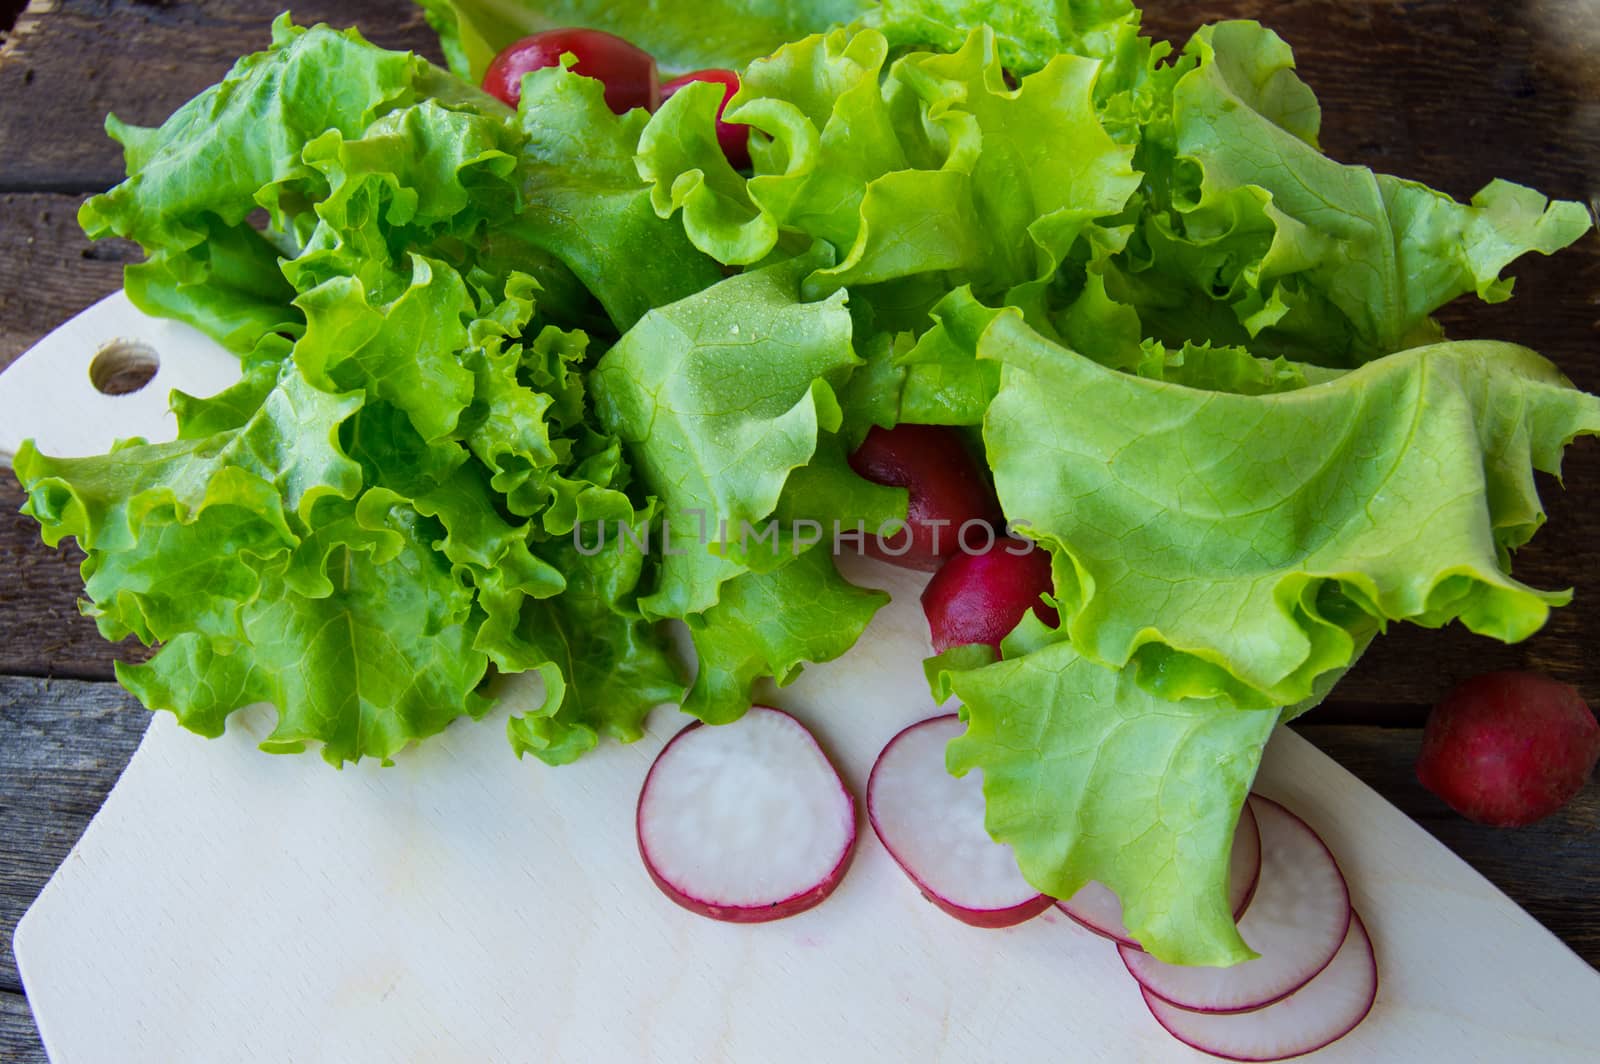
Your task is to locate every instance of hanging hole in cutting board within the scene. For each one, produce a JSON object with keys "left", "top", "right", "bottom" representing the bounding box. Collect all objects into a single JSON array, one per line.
[{"left": 89, "top": 339, "right": 160, "bottom": 396}]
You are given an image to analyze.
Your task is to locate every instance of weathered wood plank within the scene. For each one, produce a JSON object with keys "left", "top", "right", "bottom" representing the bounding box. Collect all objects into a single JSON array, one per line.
[
  {"left": 0, "top": 192, "right": 132, "bottom": 369},
  {"left": 0, "top": 0, "right": 443, "bottom": 192},
  {"left": 0, "top": 677, "right": 143, "bottom": 1062},
  {"left": 1, "top": 989, "right": 48, "bottom": 1064},
  {"left": 0, "top": 677, "right": 148, "bottom": 996}
]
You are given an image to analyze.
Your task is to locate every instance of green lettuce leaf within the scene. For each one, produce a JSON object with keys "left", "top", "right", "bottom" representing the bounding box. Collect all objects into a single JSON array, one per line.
[
  {"left": 862, "top": 0, "right": 1147, "bottom": 76},
  {"left": 640, "top": 26, "right": 1140, "bottom": 313},
  {"left": 501, "top": 61, "right": 724, "bottom": 331},
  {"left": 507, "top": 503, "right": 686, "bottom": 765},
  {"left": 684, "top": 547, "right": 889, "bottom": 724},
  {"left": 1122, "top": 21, "right": 1593, "bottom": 365},
  {"left": 591, "top": 251, "right": 859, "bottom": 619},
  {"left": 78, "top": 17, "right": 512, "bottom": 353},
  {"left": 972, "top": 305, "right": 1600, "bottom": 708},
  {"left": 115, "top": 492, "right": 491, "bottom": 765},
  {"left": 938, "top": 640, "right": 1279, "bottom": 965}
]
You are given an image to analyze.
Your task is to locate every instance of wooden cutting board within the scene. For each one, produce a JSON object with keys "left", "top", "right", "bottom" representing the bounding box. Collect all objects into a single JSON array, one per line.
[{"left": 6, "top": 294, "right": 1599, "bottom": 1062}]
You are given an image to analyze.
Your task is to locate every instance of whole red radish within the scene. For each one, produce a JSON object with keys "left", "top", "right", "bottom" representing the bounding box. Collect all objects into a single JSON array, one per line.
[
  {"left": 922, "top": 540, "right": 1058, "bottom": 654},
  {"left": 660, "top": 69, "right": 751, "bottom": 169},
  {"left": 847, "top": 424, "right": 1002, "bottom": 572},
  {"left": 484, "top": 29, "right": 658, "bottom": 113},
  {"left": 1417, "top": 671, "right": 1600, "bottom": 827}
]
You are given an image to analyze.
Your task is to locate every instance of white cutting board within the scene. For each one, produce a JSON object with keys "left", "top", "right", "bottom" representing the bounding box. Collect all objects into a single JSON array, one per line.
[{"left": 6, "top": 293, "right": 1600, "bottom": 1063}]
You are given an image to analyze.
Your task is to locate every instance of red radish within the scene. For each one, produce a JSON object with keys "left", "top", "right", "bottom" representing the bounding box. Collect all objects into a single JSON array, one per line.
[
  {"left": 1121, "top": 797, "right": 1351, "bottom": 1013},
  {"left": 484, "top": 29, "right": 659, "bottom": 113},
  {"left": 867, "top": 715, "right": 1052, "bottom": 928},
  {"left": 922, "top": 539, "right": 1059, "bottom": 653},
  {"left": 1417, "top": 671, "right": 1600, "bottom": 827},
  {"left": 846, "top": 424, "right": 1002, "bottom": 572},
  {"left": 1142, "top": 912, "right": 1378, "bottom": 1062},
  {"left": 636, "top": 707, "right": 856, "bottom": 922},
  {"left": 1059, "top": 801, "right": 1261, "bottom": 949},
  {"left": 660, "top": 69, "right": 751, "bottom": 170}
]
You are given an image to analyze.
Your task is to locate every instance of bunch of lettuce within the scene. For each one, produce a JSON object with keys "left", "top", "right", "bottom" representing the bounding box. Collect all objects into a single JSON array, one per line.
[
  {"left": 16, "top": 1, "right": 1598, "bottom": 966},
  {"left": 19, "top": 17, "right": 897, "bottom": 769}
]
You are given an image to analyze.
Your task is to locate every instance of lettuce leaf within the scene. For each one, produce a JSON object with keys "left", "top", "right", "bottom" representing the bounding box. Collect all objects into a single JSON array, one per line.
[
  {"left": 501, "top": 61, "right": 724, "bottom": 332},
  {"left": 591, "top": 251, "right": 860, "bottom": 619},
  {"left": 26, "top": 20, "right": 704, "bottom": 765},
  {"left": 937, "top": 640, "right": 1280, "bottom": 966},
  {"left": 971, "top": 304, "right": 1600, "bottom": 709},
  {"left": 78, "top": 17, "right": 512, "bottom": 353},
  {"left": 507, "top": 505, "right": 686, "bottom": 765},
  {"left": 1119, "top": 21, "right": 1593, "bottom": 366},
  {"left": 114, "top": 493, "right": 492, "bottom": 765},
  {"left": 639, "top": 25, "right": 1140, "bottom": 313},
  {"left": 684, "top": 547, "right": 889, "bottom": 724},
  {"left": 862, "top": 0, "right": 1148, "bottom": 79}
]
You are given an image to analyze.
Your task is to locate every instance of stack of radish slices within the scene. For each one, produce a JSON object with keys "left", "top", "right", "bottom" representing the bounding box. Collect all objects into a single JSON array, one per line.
[
  {"left": 637, "top": 710, "right": 1378, "bottom": 1060},
  {"left": 1112, "top": 798, "right": 1377, "bottom": 1060}
]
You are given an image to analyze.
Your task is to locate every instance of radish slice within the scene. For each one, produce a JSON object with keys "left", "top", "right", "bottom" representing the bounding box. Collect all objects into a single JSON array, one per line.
[
  {"left": 1143, "top": 912, "right": 1378, "bottom": 1062},
  {"left": 1121, "top": 796, "right": 1351, "bottom": 1013},
  {"left": 1059, "top": 801, "right": 1262, "bottom": 948},
  {"left": 637, "top": 707, "right": 857, "bottom": 923},
  {"left": 867, "top": 715, "right": 1052, "bottom": 928}
]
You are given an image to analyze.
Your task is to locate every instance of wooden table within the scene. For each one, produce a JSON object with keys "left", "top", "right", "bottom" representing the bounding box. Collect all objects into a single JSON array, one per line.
[{"left": 1, "top": 1, "right": 1596, "bottom": 1059}]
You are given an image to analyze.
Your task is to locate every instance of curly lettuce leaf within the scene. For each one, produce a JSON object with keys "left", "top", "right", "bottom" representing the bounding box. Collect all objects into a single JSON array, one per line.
[
  {"left": 15, "top": 364, "right": 496, "bottom": 765},
  {"left": 416, "top": 0, "right": 871, "bottom": 80},
  {"left": 507, "top": 504, "right": 686, "bottom": 765},
  {"left": 78, "top": 17, "right": 510, "bottom": 352},
  {"left": 115, "top": 493, "right": 491, "bottom": 765},
  {"left": 937, "top": 640, "right": 1279, "bottom": 966},
  {"left": 862, "top": 0, "right": 1146, "bottom": 76},
  {"left": 684, "top": 546, "right": 889, "bottom": 724},
  {"left": 591, "top": 251, "right": 859, "bottom": 619},
  {"left": 641, "top": 26, "right": 1140, "bottom": 310},
  {"left": 1126, "top": 21, "right": 1593, "bottom": 365},
  {"left": 32, "top": 15, "right": 695, "bottom": 763},
  {"left": 502, "top": 61, "right": 724, "bottom": 332},
  {"left": 973, "top": 305, "right": 1600, "bottom": 709}
]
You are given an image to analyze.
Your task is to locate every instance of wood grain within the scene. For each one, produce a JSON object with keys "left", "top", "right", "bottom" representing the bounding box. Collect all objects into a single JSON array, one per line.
[
  {"left": 0, "top": 678, "right": 146, "bottom": 992},
  {"left": 0, "top": 193, "right": 132, "bottom": 370},
  {"left": 1, "top": 990, "right": 48, "bottom": 1064}
]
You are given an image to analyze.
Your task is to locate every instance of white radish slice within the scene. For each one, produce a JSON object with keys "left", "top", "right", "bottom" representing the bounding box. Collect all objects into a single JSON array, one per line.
[
  {"left": 636, "top": 707, "right": 857, "bottom": 923},
  {"left": 867, "top": 714, "right": 1052, "bottom": 928},
  {"left": 1121, "top": 796, "right": 1351, "bottom": 1013},
  {"left": 1059, "top": 801, "right": 1262, "bottom": 948},
  {"left": 1143, "top": 912, "right": 1378, "bottom": 1062}
]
